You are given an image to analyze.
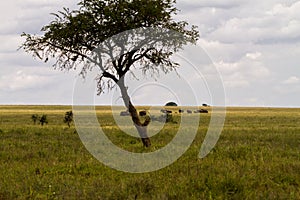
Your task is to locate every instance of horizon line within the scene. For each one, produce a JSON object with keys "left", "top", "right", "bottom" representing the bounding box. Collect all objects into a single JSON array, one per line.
[{"left": 0, "top": 104, "right": 299, "bottom": 109}]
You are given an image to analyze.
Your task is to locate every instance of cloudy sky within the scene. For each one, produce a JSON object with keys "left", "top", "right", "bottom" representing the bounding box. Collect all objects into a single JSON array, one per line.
[{"left": 0, "top": 0, "right": 299, "bottom": 107}]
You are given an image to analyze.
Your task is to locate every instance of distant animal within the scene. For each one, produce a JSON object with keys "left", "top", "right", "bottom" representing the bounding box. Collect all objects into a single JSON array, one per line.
[
  {"left": 179, "top": 109, "right": 184, "bottom": 113},
  {"left": 199, "top": 109, "right": 209, "bottom": 113},
  {"left": 139, "top": 110, "right": 147, "bottom": 116},
  {"left": 120, "top": 111, "right": 130, "bottom": 116},
  {"left": 194, "top": 109, "right": 208, "bottom": 113},
  {"left": 187, "top": 110, "right": 192, "bottom": 114},
  {"left": 161, "top": 109, "right": 172, "bottom": 114},
  {"left": 160, "top": 109, "right": 167, "bottom": 114}
]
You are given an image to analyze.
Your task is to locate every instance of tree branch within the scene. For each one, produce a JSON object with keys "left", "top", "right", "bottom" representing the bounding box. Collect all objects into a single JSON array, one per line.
[{"left": 102, "top": 71, "right": 119, "bottom": 83}]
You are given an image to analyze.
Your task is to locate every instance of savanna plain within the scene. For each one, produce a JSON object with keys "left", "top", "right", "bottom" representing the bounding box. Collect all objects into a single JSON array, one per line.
[{"left": 0, "top": 105, "right": 299, "bottom": 199}]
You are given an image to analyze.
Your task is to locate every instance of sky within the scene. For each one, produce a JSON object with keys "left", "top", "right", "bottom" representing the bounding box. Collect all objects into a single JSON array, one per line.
[{"left": 0, "top": 0, "right": 299, "bottom": 107}]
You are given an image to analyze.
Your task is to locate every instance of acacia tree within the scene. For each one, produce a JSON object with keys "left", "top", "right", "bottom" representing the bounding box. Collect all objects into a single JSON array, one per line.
[{"left": 21, "top": 0, "right": 199, "bottom": 147}]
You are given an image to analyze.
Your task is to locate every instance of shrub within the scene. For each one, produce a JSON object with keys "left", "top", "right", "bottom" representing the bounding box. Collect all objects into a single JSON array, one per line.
[
  {"left": 31, "top": 114, "right": 39, "bottom": 125},
  {"left": 39, "top": 115, "right": 48, "bottom": 126},
  {"left": 64, "top": 111, "right": 73, "bottom": 128}
]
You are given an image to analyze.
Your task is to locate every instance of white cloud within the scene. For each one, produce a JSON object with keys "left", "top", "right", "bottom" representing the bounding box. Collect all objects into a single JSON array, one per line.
[
  {"left": 266, "top": 2, "right": 300, "bottom": 17},
  {"left": 283, "top": 76, "right": 300, "bottom": 84},
  {"left": 0, "top": 35, "right": 23, "bottom": 53},
  {"left": 0, "top": 69, "right": 52, "bottom": 92},
  {"left": 215, "top": 52, "right": 270, "bottom": 88},
  {"left": 17, "top": 0, "right": 74, "bottom": 8},
  {"left": 223, "top": 76, "right": 250, "bottom": 88},
  {"left": 178, "top": 0, "right": 240, "bottom": 9},
  {"left": 216, "top": 60, "right": 239, "bottom": 73},
  {"left": 206, "top": 1, "right": 300, "bottom": 44},
  {"left": 0, "top": 65, "right": 79, "bottom": 104},
  {"left": 0, "top": 0, "right": 78, "bottom": 34},
  {"left": 246, "top": 52, "right": 262, "bottom": 60}
]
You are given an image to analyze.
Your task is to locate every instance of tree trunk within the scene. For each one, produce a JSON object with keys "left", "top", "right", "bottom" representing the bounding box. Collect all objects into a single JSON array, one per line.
[{"left": 118, "top": 79, "right": 151, "bottom": 147}]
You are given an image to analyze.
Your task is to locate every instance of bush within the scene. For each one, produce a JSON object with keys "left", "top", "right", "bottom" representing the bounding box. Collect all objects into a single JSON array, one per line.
[
  {"left": 31, "top": 114, "right": 39, "bottom": 125},
  {"left": 64, "top": 111, "right": 73, "bottom": 128},
  {"left": 39, "top": 115, "right": 48, "bottom": 126}
]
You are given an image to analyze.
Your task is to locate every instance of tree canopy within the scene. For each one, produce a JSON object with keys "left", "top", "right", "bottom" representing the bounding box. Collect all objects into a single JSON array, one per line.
[
  {"left": 21, "top": 0, "right": 198, "bottom": 93},
  {"left": 165, "top": 102, "right": 178, "bottom": 106}
]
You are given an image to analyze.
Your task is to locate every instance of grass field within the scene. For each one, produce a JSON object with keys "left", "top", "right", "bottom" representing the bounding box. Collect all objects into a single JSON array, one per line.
[{"left": 0, "top": 105, "right": 299, "bottom": 199}]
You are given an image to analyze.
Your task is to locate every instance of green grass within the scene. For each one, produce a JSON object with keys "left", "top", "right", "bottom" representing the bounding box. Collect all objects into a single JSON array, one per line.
[{"left": 0, "top": 105, "right": 299, "bottom": 199}]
